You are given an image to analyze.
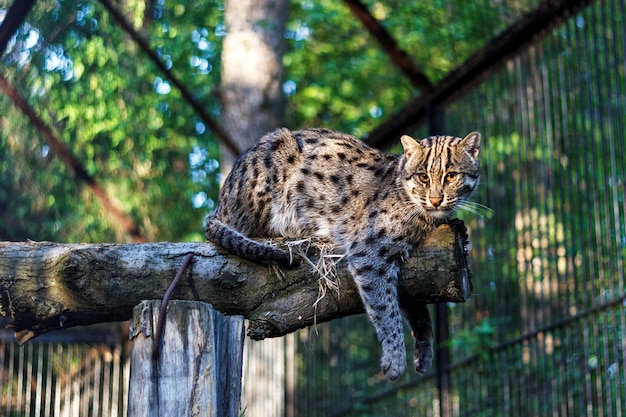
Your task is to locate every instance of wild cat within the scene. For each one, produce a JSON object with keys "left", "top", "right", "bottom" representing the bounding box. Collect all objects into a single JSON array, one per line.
[{"left": 205, "top": 128, "right": 480, "bottom": 380}]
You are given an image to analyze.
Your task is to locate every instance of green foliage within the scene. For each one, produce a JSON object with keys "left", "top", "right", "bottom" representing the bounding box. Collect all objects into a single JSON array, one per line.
[
  {"left": 448, "top": 318, "right": 497, "bottom": 362},
  {"left": 0, "top": 0, "right": 531, "bottom": 242},
  {"left": 0, "top": 0, "right": 224, "bottom": 242},
  {"left": 283, "top": 0, "right": 537, "bottom": 137}
]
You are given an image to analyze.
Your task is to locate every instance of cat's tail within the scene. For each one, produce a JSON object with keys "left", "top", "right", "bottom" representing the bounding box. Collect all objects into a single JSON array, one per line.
[{"left": 204, "top": 215, "right": 292, "bottom": 266}]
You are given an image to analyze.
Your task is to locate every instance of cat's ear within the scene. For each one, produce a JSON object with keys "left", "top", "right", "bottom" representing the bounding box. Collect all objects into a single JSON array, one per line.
[
  {"left": 401, "top": 135, "right": 422, "bottom": 159},
  {"left": 461, "top": 131, "right": 481, "bottom": 159}
]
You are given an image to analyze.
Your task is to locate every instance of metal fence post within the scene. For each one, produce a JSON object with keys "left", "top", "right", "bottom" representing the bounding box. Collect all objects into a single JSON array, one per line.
[{"left": 428, "top": 104, "right": 452, "bottom": 417}]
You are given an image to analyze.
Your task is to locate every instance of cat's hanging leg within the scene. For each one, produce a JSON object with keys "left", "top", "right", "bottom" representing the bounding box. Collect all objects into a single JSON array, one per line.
[
  {"left": 347, "top": 251, "right": 406, "bottom": 380},
  {"left": 401, "top": 303, "right": 433, "bottom": 375}
]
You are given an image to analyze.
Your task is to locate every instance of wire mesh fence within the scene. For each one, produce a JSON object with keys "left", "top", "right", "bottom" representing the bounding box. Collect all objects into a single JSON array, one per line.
[
  {"left": 288, "top": 0, "right": 624, "bottom": 415},
  {"left": 0, "top": 329, "right": 129, "bottom": 417}
]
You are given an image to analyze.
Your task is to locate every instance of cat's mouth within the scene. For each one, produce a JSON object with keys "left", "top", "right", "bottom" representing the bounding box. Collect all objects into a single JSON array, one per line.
[{"left": 425, "top": 206, "right": 454, "bottom": 220}]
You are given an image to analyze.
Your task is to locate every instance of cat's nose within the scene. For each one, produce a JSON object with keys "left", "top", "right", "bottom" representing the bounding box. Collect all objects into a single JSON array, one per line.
[{"left": 430, "top": 197, "right": 443, "bottom": 207}]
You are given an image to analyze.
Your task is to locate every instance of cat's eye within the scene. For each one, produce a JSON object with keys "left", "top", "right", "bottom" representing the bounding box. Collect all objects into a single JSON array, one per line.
[
  {"left": 416, "top": 173, "right": 430, "bottom": 183},
  {"left": 445, "top": 172, "right": 459, "bottom": 183}
]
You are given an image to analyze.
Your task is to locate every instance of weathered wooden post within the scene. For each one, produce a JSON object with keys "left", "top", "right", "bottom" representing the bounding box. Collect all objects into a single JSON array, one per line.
[{"left": 128, "top": 300, "right": 244, "bottom": 417}]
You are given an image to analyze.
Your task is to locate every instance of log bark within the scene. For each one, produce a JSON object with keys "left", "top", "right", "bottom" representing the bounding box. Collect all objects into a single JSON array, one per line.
[
  {"left": 0, "top": 221, "right": 472, "bottom": 344},
  {"left": 127, "top": 300, "right": 244, "bottom": 417}
]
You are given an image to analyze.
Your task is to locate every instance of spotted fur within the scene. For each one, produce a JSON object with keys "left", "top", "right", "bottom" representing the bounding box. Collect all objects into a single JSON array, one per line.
[{"left": 205, "top": 127, "right": 481, "bottom": 380}]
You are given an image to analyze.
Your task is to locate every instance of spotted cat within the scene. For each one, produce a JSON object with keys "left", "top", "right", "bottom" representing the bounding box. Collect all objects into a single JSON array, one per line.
[{"left": 205, "top": 128, "right": 481, "bottom": 380}]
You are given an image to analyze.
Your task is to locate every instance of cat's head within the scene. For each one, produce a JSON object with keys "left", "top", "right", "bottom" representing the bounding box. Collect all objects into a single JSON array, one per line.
[{"left": 400, "top": 132, "right": 481, "bottom": 220}]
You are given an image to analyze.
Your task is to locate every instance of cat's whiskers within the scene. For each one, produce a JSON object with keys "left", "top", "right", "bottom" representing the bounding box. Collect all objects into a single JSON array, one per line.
[
  {"left": 456, "top": 200, "right": 493, "bottom": 219},
  {"left": 388, "top": 199, "right": 422, "bottom": 221},
  {"left": 401, "top": 206, "right": 425, "bottom": 225}
]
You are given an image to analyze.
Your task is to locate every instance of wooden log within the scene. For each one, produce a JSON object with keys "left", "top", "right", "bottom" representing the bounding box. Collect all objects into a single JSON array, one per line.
[
  {"left": 0, "top": 221, "right": 472, "bottom": 343},
  {"left": 127, "top": 300, "right": 244, "bottom": 417}
]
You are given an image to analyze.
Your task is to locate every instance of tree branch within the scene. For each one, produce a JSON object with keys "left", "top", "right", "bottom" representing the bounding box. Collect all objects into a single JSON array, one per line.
[
  {"left": 0, "top": 0, "right": 37, "bottom": 58},
  {"left": 0, "top": 222, "right": 472, "bottom": 344},
  {"left": 0, "top": 74, "right": 147, "bottom": 243},
  {"left": 97, "top": 0, "right": 242, "bottom": 156},
  {"left": 365, "top": 0, "right": 593, "bottom": 149},
  {"left": 342, "top": 0, "right": 433, "bottom": 93}
]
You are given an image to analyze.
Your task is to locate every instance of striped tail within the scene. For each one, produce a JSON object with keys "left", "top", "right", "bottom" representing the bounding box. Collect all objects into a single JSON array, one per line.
[{"left": 204, "top": 216, "right": 292, "bottom": 266}]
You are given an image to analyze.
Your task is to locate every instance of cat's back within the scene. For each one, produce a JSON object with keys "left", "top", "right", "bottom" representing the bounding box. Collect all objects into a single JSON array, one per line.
[
  {"left": 291, "top": 128, "right": 398, "bottom": 177},
  {"left": 214, "top": 127, "right": 399, "bottom": 237},
  {"left": 244, "top": 127, "right": 396, "bottom": 181}
]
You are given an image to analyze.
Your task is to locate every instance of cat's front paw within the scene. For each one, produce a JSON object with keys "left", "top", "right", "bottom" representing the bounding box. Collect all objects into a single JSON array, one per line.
[
  {"left": 380, "top": 346, "right": 406, "bottom": 381},
  {"left": 413, "top": 340, "right": 433, "bottom": 375}
]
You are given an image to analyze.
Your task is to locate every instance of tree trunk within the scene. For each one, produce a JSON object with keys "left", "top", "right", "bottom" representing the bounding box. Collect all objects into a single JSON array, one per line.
[
  {"left": 219, "top": 1, "right": 288, "bottom": 413},
  {"left": 218, "top": 0, "right": 287, "bottom": 174},
  {"left": 0, "top": 222, "right": 471, "bottom": 343}
]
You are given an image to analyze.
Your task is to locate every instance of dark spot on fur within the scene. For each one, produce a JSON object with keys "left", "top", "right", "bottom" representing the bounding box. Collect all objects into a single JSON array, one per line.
[
  {"left": 373, "top": 303, "right": 387, "bottom": 312},
  {"left": 271, "top": 138, "right": 284, "bottom": 151},
  {"left": 313, "top": 171, "right": 324, "bottom": 180}
]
